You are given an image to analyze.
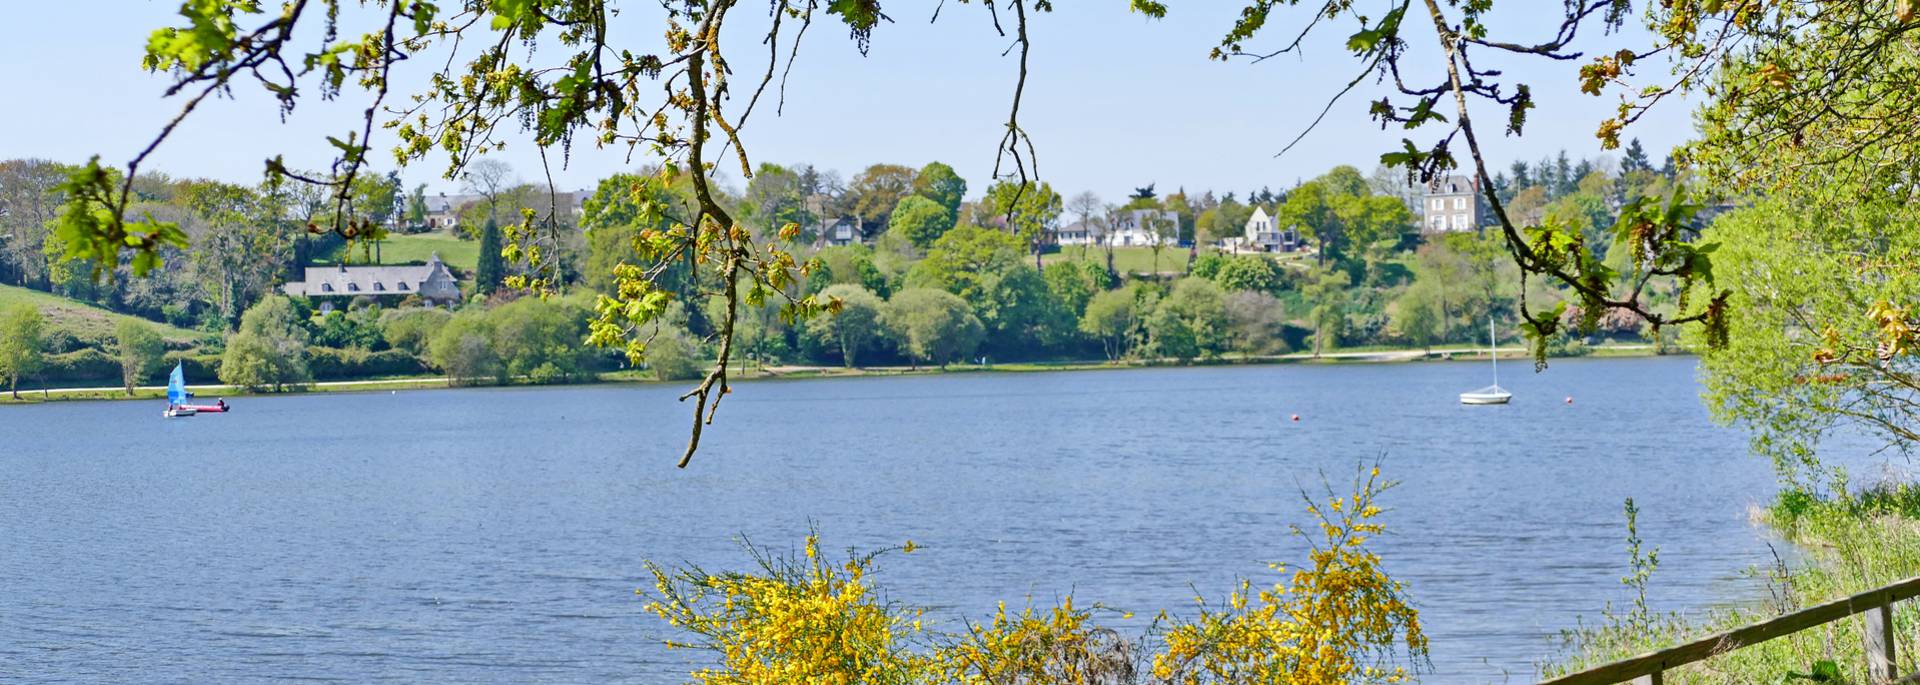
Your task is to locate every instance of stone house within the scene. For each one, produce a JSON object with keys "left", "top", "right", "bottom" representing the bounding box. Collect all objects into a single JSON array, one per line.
[{"left": 281, "top": 253, "right": 462, "bottom": 311}]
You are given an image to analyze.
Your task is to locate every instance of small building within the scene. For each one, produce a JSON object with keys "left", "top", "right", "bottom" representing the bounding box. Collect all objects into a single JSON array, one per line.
[
  {"left": 421, "top": 189, "right": 590, "bottom": 231},
  {"left": 1241, "top": 206, "right": 1301, "bottom": 252},
  {"left": 1051, "top": 220, "right": 1098, "bottom": 246},
  {"left": 1105, "top": 208, "right": 1180, "bottom": 247},
  {"left": 818, "top": 216, "right": 864, "bottom": 247},
  {"left": 423, "top": 193, "right": 481, "bottom": 230},
  {"left": 281, "top": 253, "right": 462, "bottom": 311},
  {"left": 1422, "top": 175, "right": 1484, "bottom": 233}
]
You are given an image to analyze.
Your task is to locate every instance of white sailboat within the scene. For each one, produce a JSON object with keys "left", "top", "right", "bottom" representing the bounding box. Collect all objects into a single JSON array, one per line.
[{"left": 1459, "top": 318, "right": 1512, "bottom": 405}]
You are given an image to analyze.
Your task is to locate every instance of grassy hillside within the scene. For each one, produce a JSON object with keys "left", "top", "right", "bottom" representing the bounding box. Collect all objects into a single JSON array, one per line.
[
  {"left": 0, "top": 284, "right": 200, "bottom": 344},
  {"left": 317, "top": 230, "right": 479, "bottom": 272}
]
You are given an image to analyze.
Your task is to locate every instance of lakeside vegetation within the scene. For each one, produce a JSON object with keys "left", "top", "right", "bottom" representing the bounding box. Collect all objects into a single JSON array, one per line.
[
  {"left": 7, "top": 0, "right": 1920, "bottom": 682},
  {"left": 1548, "top": 484, "right": 1920, "bottom": 684},
  {"left": 0, "top": 151, "right": 1683, "bottom": 399}
]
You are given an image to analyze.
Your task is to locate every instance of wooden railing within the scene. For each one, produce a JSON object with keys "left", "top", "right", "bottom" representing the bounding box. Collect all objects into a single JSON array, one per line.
[{"left": 1538, "top": 576, "right": 1920, "bottom": 685}]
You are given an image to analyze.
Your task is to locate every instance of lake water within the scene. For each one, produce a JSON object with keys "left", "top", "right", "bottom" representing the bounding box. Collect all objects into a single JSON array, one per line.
[{"left": 0, "top": 356, "right": 1895, "bottom": 683}]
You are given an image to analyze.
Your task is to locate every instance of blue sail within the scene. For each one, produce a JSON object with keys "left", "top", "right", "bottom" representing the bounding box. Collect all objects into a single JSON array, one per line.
[{"left": 167, "top": 362, "right": 187, "bottom": 405}]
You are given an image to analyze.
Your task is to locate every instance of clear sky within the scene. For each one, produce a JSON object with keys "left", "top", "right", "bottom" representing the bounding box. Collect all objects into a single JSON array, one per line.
[{"left": 2, "top": 2, "right": 1694, "bottom": 202}]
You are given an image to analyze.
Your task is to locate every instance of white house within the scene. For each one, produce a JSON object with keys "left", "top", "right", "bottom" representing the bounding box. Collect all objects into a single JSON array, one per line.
[
  {"left": 422, "top": 189, "right": 591, "bottom": 231},
  {"left": 1105, "top": 208, "right": 1180, "bottom": 247},
  {"left": 1051, "top": 220, "right": 1098, "bottom": 246},
  {"left": 1241, "top": 206, "right": 1301, "bottom": 252}
]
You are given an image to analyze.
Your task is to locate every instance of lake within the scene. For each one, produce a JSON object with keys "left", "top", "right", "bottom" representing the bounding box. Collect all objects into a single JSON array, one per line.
[{"left": 0, "top": 356, "right": 1891, "bottom": 683}]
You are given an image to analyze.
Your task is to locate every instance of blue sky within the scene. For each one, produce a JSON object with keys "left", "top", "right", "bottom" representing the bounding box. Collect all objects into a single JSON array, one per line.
[{"left": 3, "top": 2, "right": 1694, "bottom": 202}]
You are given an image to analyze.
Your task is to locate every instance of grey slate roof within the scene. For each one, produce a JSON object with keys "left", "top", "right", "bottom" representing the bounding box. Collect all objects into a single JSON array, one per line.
[
  {"left": 282, "top": 253, "right": 458, "bottom": 299},
  {"left": 1426, "top": 175, "right": 1477, "bottom": 195}
]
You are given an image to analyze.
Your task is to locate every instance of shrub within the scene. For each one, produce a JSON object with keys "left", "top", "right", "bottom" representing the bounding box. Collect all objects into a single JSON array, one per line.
[
  {"left": 305, "top": 347, "right": 429, "bottom": 380},
  {"left": 115, "top": 319, "right": 167, "bottom": 393},
  {"left": 1225, "top": 290, "right": 1291, "bottom": 356},
  {"left": 380, "top": 307, "right": 452, "bottom": 356},
  {"left": 490, "top": 296, "right": 590, "bottom": 383},
  {"left": 644, "top": 322, "right": 706, "bottom": 381},
  {"left": 1211, "top": 254, "right": 1287, "bottom": 294},
  {"left": 218, "top": 296, "right": 311, "bottom": 392},
  {"left": 643, "top": 466, "right": 1428, "bottom": 685},
  {"left": 1148, "top": 278, "right": 1230, "bottom": 362},
  {"left": 428, "top": 310, "right": 500, "bottom": 385},
  {"left": 163, "top": 351, "right": 222, "bottom": 381},
  {"left": 39, "top": 348, "right": 119, "bottom": 384},
  {"left": 882, "top": 288, "right": 984, "bottom": 369}
]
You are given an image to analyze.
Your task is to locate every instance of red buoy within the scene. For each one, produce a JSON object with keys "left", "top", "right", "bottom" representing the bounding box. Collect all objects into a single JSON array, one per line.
[
  {"left": 1290, "top": 414, "right": 1300, "bottom": 422},
  {"left": 1565, "top": 396, "right": 1574, "bottom": 404}
]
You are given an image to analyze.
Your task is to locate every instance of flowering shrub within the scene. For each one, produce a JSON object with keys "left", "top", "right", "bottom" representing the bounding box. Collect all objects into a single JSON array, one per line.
[
  {"left": 1152, "top": 466, "right": 1429, "bottom": 684},
  {"left": 641, "top": 535, "right": 932, "bottom": 685},
  {"left": 643, "top": 466, "right": 1425, "bottom": 685},
  {"left": 938, "top": 597, "right": 1138, "bottom": 684}
]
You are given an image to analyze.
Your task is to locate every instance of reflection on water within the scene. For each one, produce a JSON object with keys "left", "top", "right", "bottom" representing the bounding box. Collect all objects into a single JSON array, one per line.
[{"left": 0, "top": 357, "right": 1894, "bottom": 682}]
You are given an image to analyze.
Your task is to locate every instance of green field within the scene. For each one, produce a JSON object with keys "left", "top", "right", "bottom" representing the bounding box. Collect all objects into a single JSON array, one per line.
[
  {"left": 0, "top": 284, "right": 200, "bottom": 344},
  {"left": 1041, "top": 246, "right": 1309, "bottom": 274},
  {"left": 318, "top": 230, "right": 479, "bottom": 272}
]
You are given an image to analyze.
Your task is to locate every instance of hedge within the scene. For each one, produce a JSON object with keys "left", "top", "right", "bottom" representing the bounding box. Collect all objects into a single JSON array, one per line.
[
  {"left": 305, "top": 347, "right": 430, "bottom": 380},
  {"left": 163, "top": 351, "right": 223, "bottom": 383},
  {"left": 39, "top": 348, "right": 119, "bottom": 385}
]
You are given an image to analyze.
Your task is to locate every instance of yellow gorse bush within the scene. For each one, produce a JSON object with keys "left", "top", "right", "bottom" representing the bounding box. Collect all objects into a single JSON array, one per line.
[
  {"left": 1153, "top": 466, "right": 1429, "bottom": 685},
  {"left": 642, "top": 535, "right": 932, "bottom": 685},
  {"left": 938, "top": 596, "right": 1138, "bottom": 684},
  {"left": 642, "top": 465, "right": 1425, "bottom": 685}
]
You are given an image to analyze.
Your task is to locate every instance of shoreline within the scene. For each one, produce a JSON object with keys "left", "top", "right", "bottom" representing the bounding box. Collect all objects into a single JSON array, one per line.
[{"left": 0, "top": 343, "right": 1677, "bottom": 405}]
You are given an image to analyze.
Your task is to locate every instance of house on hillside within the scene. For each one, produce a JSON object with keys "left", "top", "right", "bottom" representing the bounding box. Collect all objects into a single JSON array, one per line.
[
  {"left": 1105, "top": 209, "right": 1180, "bottom": 247},
  {"left": 1241, "top": 206, "right": 1301, "bottom": 252},
  {"left": 281, "top": 253, "right": 462, "bottom": 312},
  {"left": 1051, "top": 220, "right": 1097, "bottom": 246},
  {"left": 1422, "top": 175, "right": 1484, "bottom": 233},
  {"left": 817, "top": 216, "right": 864, "bottom": 247},
  {"left": 422, "top": 189, "right": 592, "bottom": 231},
  {"left": 423, "top": 193, "right": 481, "bottom": 230}
]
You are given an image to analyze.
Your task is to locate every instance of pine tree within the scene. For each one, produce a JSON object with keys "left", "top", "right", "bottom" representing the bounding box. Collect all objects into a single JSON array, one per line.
[
  {"left": 1509, "top": 160, "right": 1532, "bottom": 189},
  {"left": 1553, "top": 150, "right": 1574, "bottom": 197},
  {"left": 475, "top": 216, "right": 503, "bottom": 295},
  {"left": 1621, "top": 138, "right": 1652, "bottom": 175}
]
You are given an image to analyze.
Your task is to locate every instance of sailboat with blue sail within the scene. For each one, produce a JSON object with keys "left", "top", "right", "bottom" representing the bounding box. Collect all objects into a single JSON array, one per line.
[{"left": 163, "top": 362, "right": 195, "bottom": 417}]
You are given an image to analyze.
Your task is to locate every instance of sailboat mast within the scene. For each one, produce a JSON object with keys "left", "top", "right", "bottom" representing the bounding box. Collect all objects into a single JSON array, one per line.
[{"left": 1490, "top": 317, "right": 1498, "bottom": 386}]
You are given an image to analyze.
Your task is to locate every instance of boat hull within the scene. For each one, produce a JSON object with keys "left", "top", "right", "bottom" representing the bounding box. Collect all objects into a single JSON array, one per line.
[
  {"left": 163, "top": 408, "right": 197, "bottom": 418},
  {"left": 178, "top": 404, "right": 227, "bottom": 413},
  {"left": 1459, "top": 393, "right": 1512, "bottom": 405}
]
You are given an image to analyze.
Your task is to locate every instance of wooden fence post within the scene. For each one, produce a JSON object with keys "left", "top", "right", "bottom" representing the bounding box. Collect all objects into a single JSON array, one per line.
[
  {"left": 1865, "top": 602, "right": 1896, "bottom": 684},
  {"left": 1629, "top": 670, "right": 1662, "bottom": 685}
]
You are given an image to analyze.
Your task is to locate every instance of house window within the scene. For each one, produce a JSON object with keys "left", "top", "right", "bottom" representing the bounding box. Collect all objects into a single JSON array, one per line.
[
  {"left": 320, "top": 283, "right": 333, "bottom": 293},
  {"left": 399, "top": 282, "right": 410, "bottom": 291},
  {"left": 1431, "top": 198, "right": 1444, "bottom": 210},
  {"left": 373, "top": 282, "right": 385, "bottom": 291},
  {"left": 347, "top": 283, "right": 360, "bottom": 292},
  {"left": 1453, "top": 197, "right": 1467, "bottom": 210},
  {"left": 1452, "top": 214, "right": 1468, "bottom": 230}
]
